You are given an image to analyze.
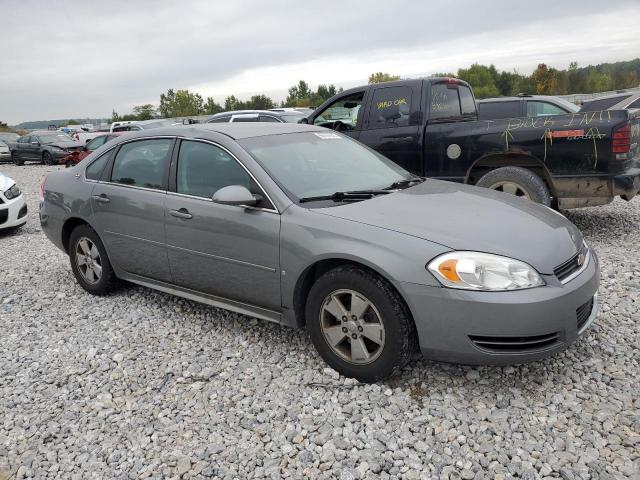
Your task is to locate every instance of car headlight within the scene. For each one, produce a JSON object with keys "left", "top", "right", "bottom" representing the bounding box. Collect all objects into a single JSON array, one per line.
[
  {"left": 51, "top": 146, "right": 65, "bottom": 152},
  {"left": 3, "top": 184, "right": 21, "bottom": 200},
  {"left": 427, "top": 251, "right": 544, "bottom": 291}
]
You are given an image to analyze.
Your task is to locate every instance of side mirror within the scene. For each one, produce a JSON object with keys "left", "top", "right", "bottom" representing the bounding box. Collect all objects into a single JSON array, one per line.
[
  {"left": 298, "top": 117, "right": 309, "bottom": 124},
  {"left": 212, "top": 185, "right": 258, "bottom": 207}
]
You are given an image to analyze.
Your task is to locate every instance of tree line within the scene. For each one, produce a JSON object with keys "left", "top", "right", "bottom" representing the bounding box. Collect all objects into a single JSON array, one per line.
[{"left": 111, "top": 59, "right": 639, "bottom": 122}]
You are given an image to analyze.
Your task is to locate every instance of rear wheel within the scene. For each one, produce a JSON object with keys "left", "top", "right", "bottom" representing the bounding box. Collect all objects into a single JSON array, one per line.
[
  {"left": 476, "top": 166, "right": 551, "bottom": 206},
  {"left": 69, "top": 224, "right": 116, "bottom": 295},
  {"left": 42, "top": 151, "right": 54, "bottom": 165},
  {"left": 11, "top": 151, "right": 23, "bottom": 166},
  {"left": 306, "top": 265, "right": 417, "bottom": 382}
]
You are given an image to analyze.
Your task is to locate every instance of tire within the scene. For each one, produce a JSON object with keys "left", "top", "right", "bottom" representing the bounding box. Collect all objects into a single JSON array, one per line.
[
  {"left": 12, "top": 151, "right": 24, "bottom": 166},
  {"left": 42, "top": 151, "right": 53, "bottom": 165},
  {"left": 68, "top": 224, "right": 117, "bottom": 295},
  {"left": 305, "top": 265, "right": 417, "bottom": 383},
  {"left": 476, "top": 166, "right": 551, "bottom": 206}
]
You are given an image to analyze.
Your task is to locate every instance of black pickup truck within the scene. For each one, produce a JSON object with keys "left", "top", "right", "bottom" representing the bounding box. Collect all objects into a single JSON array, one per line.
[{"left": 304, "top": 78, "right": 640, "bottom": 209}]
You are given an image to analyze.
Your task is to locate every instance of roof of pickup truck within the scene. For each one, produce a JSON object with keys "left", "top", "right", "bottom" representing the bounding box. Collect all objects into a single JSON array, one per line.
[{"left": 334, "top": 77, "right": 473, "bottom": 97}]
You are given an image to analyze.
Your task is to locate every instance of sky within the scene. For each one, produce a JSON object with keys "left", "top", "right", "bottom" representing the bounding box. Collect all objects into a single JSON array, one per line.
[{"left": 1, "top": 0, "right": 639, "bottom": 124}]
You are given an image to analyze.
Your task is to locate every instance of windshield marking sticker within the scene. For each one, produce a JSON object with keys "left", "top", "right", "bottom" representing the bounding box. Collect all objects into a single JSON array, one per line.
[{"left": 314, "top": 132, "right": 341, "bottom": 139}]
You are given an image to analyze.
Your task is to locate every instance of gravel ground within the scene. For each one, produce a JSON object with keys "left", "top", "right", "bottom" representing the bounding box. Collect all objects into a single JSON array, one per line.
[{"left": 0, "top": 163, "right": 638, "bottom": 480}]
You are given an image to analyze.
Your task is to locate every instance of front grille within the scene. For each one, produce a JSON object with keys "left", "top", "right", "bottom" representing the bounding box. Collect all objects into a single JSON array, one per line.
[
  {"left": 554, "top": 248, "right": 585, "bottom": 282},
  {"left": 577, "top": 297, "right": 594, "bottom": 331},
  {"left": 469, "top": 332, "right": 560, "bottom": 353},
  {"left": 18, "top": 204, "right": 27, "bottom": 219},
  {"left": 0, "top": 209, "right": 7, "bottom": 225}
]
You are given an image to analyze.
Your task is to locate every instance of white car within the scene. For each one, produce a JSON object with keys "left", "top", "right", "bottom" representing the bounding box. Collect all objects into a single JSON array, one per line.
[
  {"left": 0, "top": 141, "right": 10, "bottom": 162},
  {"left": 0, "top": 172, "right": 27, "bottom": 230}
]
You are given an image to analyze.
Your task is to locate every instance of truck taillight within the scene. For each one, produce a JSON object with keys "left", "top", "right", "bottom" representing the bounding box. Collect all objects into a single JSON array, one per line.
[
  {"left": 39, "top": 176, "right": 47, "bottom": 201},
  {"left": 612, "top": 123, "right": 631, "bottom": 154}
]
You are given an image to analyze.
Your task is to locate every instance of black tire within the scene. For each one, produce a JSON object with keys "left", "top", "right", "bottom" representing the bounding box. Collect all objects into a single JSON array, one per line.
[
  {"left": 12, "top": 151, "right": 24, "bottom": 166},
  {"left": 68, "top": 224, "right": 117, "bottom": 295},
  {"left": 305, "top": 265, "right": 417, "bottom": 383},
  {"left": 476, "top": 166, "right": 551, "bottom": 206},
  {"left": 42, "top": 151, "right": 53, "bottom": 165}
]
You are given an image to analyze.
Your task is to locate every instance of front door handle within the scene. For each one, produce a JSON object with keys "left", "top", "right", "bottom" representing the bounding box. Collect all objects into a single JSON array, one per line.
[
  {"left": 169, "top": 208, "right": 193, "bottom": 219},
  {"left": 92, "top": 194, "right": 110, "bottom": 204}
]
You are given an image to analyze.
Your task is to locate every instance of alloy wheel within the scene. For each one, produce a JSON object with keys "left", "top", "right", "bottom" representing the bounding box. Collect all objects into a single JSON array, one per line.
[
  {"left": 75, "top": 237, "right": 102, "bottom": 284},
  {"left": 319, "top": 289, "right": 386, "bottom": 365},
  {"left": 487, "top": 181, "right": 531, "bottom": 199}
]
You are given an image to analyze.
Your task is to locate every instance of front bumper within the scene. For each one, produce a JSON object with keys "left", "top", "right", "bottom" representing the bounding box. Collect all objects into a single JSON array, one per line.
[
  {"left": 0, "top": 194, "right": 28, "bottom": 229},
  {"left": 399, "top": 249, "right": 599, "bottom": 365}
]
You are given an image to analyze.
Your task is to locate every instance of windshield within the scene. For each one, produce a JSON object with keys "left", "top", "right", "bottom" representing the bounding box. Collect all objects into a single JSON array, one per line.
[
  {"left": 239, "top": 131, "right": 412, "bottom": 201},
  {"left": 38, "top": 133, "right": 74, "bottom": 143}
]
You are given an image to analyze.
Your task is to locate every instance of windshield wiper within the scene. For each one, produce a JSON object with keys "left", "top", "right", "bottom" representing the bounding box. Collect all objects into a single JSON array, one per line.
[
  {"left": 299, "top": 189, "right": 392, "bottom": 204},
  {"left": 385, "top": 177, "right": 425, "bottom": 190}
]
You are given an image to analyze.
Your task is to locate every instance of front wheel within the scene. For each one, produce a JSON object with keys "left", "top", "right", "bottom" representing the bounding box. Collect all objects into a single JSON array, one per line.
[
  {"left": 476, "top": 166, "right": 551, "bottom": 206},
  {"left": 306, "top": 265, "right": 417, "bottom": 382},
  {"left": 69, "top": 224, "right": 117, "bottom": 295},
  {"left": 42, "top": 151, "right": 54, "bottom": 165},
  {"left": 11, "top": 151, "right": 24, "bottom": 166}
]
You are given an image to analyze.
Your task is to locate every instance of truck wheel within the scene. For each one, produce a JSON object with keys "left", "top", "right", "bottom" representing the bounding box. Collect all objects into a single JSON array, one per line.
[
  {"left": 42, "top": 151, "right": 54, "bottom": 165},
  {"left": 12, "top": 151, "right": 24, "bottom": 166},
  {"left": 305, "top": 265, "right": 417, "bottom": 383},
  {"left": 476, "top": 167, "right": 551, "bottom": 206}
]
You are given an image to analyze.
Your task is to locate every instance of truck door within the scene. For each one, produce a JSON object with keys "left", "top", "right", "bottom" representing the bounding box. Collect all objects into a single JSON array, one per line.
[
  {"left": 310, "top": 90, "right": 368, "bottom": 141},
  {"left": 358, "top": 81, "right": 423, "bottom": 175}
]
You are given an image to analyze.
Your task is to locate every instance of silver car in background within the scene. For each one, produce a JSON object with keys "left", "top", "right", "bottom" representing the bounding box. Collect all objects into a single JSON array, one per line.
[{"left": 39, "top": 124, "right": 599, "bottom": 382}]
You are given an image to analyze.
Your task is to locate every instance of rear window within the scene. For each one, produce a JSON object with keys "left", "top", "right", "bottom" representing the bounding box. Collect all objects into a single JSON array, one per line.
[
  {"left": 478, "top": 101, "right": 521, "bottom": 120},
  {"left": 580, "top": 95, "right": 631, "bottom": 112}
]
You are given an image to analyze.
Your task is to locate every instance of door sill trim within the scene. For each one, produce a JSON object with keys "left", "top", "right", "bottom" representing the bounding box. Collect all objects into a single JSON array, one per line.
[{"left": 120, "top": 271, "right": 284, "bottom": 324}]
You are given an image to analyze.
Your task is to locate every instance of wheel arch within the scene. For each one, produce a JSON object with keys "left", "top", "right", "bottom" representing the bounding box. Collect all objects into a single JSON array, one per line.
[
  {"left": 291, "top": 256, "right": 414, "bottom": 329},
  {"left": 61, "top": 217, "right": 93, "bottom": 253},
  {"left": 465, "top": 153, "right": 557, "bottom": 197}
]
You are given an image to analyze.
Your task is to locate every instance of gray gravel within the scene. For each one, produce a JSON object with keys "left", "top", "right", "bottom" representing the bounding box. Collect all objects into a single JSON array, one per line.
[{"left": 0, "top": 163, "right": 638, "bottom": 480}]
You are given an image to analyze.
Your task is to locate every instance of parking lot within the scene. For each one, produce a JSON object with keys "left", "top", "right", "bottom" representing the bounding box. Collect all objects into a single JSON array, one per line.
[{"left": 0, "top": 164, "right": 638, "bottom": 479}]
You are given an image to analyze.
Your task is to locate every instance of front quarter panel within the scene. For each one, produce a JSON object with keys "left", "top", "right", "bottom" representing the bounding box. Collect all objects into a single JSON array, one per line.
[{"left": 280, "top": 206, "right": 450, "bottom": 310}]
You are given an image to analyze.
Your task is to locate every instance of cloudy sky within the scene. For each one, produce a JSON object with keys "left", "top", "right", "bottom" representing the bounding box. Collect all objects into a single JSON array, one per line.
[{"left": 1, "top": 0, "right": 639, "bottom": 124}]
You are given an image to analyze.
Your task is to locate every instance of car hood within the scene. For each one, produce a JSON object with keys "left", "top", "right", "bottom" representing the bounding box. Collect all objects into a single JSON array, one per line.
[
  {"left": 0, "top": 173, "right": 15, "bottom": 191},
  {"left": 315, "top": 180, "right": 583, "bottom": 274},
  {"left": 46, "top": 141, "right": 83, "bottom": 149}
]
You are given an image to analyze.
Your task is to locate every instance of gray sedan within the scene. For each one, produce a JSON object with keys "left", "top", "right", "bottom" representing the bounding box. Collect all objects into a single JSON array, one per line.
[{"left": 39, "top": 124, "right": 599, "bottom": 382}]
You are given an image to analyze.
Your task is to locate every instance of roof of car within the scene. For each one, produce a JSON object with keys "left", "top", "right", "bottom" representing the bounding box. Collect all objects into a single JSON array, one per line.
[
  {"left": 128, "top": 122, "right": 326, "bottom": 140},
  {"left": 208, "top": 110, "right": 306, "bottom": 119},
  {"left": 478, "top": 95, "right": 561, "bottom": 103}
]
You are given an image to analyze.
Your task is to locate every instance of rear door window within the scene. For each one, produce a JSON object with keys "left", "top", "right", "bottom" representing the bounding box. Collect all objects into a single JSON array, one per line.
[
  {"left": 526, "top": 101, "right": 568, "bottom": 117},
  {"left": 367, "top": 86, "right": 412, "bottom": 129},
  {"left": 478, "top": 101, "right": 521, "bottom": 120},
  {"left": 429, "top": 84, "right": 461, "bottom": 119},
  {"left": 110, "top": 139, "right": 172, "bottom": 190}
]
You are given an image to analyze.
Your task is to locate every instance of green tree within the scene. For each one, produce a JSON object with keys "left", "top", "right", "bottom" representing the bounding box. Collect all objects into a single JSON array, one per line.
[
  {"left": 132, "top": 104, "right": 157, "bottom": 120},
  {"left": 224, "top": 95, "right": 240, "bottom": 111},
  {"left": 456, "top": 63, "right": 499, "bottom": 98},
  {"left": 159, "top": 89, "right": 204, "bottom": 117},
  {"left": 585, "top": 70, "right": 612, "bottom": 93},
  {"left": 203, "top": 97, "right": 223, "bottom": 115},
  {"left": 368, "top": 72, "right": 400, "bottom": 84},
  {"left": 531, "top": 64, "right": 558, "bottom": 94},
  {"left": 246, "top": 94, "right": 275, "bottom": 110}
]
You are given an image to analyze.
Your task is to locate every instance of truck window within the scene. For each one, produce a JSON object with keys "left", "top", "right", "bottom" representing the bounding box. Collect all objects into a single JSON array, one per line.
[
  {"left": 459, "top": 86, "right": 476, "bottom": 116},
  {"left": 367, "top": 86, "right": 412, "bottom": 128},
  {"left": 478, "top": 101, "right": 520, "bottom": 120},
  {"left": 526, "top": 101, "right": 567, "bottom": 117},
  {"left": 313, "top": 92, "right": 364, "bottom": 130},
  {"left": 430, "top": 84, "right": 461, "bottom": 119}
]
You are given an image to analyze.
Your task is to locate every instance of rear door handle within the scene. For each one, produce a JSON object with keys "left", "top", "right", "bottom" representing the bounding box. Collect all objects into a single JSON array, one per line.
[
  {"left": 169, "top": 208, "right": 193, "bottom": 219},
  {"left": 92, "top": 194, "right": 110, "bottom": 204}
]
